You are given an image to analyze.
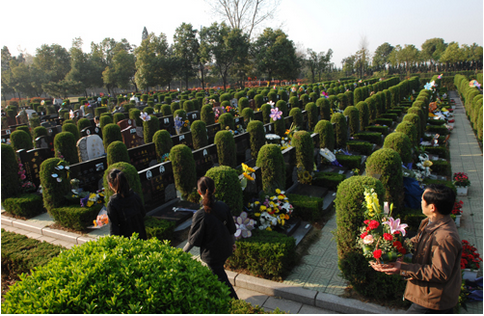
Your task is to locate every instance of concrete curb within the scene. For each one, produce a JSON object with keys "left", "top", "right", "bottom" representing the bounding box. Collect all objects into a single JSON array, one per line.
[{"left": 227, "top": 269, "right": 400, "bottom": 314}]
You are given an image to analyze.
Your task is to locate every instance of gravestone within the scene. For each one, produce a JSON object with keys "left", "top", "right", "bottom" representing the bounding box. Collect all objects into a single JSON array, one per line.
[
  {"left": 128, "top": 143, "right": 157, "bottom": 171},
  {"left": 192, "top": 144, "right": 217, "bottom": 178},
  {"left": 46, "top": 125, "right": 62, "bottom": 141},
  {"left": 1, "top": 128, "right": 14, "bottom": 145},
  {"left": 77, "top": 135, "right": 105, "bottom": 162},
  {"left": 159, "top": 116, "right": 175, "bottom": 135},
  {"left": 187, "top": 111, "right": 199, "bottom": 124},
  {"left": 254, "top": 111, "right": 263, "bottom": 122},
  {"left": 231, "top": 98, "right": 238, "bottom": 108},
  {"left": 206, "top": 123, "right": 221, "bottom": 144},
  {"left": 80, "top": 125, "right": 102, "bottom": 138},
  {"left": 248, "top": 99, "right": 256, "bottom": 110},
  {"left": 15, "top": 111, "right": 29, "bottom": 125},
  {"left": 171, "top": 132, "right": 193, "bottom": 149},
  {"left": 17, "top": 147, "right": 53, "bottom": 188},
  {"left": 34, "top": 135, "right": 53, "bottom": 153},
  {"left": 234, "top": 132, "right": 250, "bottom": 165},
  {"left": 138, "top": 161, "right": 177, "bottom": 212},
  {"left": 69, "top": 156, "right": 107, "bottom": 193},
  {"left": 118, "top": 119, "right": 143, "bottom": 148}
]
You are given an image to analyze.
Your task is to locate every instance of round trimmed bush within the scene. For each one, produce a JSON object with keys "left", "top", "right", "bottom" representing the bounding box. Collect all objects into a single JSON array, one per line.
[
  {"left": 254, "top": 94, "right": 264, "bottom": 109},
  {"left": 289, "top": 107, "right": 303, "bottom": 128},
  {"left": 1, "top": 235, "right": 232, "bottom": 313},
  {"left": 95, "top": 107, "right": 108, "bottom": 117},
  {"left": 337, "top": 93, "right": 348, "bottom": 111},
  {"left": 113, "top": 113, "right": 126, "bottom": 124},
  {"left": 256, "top": 144, "right": 286, "bottom": 194},
  {"left": 153, "top": 130, "right": 173, "bottom": 159},
  {"left": 289, "top": 96, "right": 299, "bottom": 109},
  {"left": 1, "top": 144, "right": 20, "bottom": 201},
  {"left": 205, "top": 165, "right": 243, "bottom": 216},
  {"left": 62, "top": 123, "right": 80, "bottom": 142},
  {"left": 299, "top": 94, "right": 309, "bottom": 106},
  {"left": 129, "top": 109, "right": 142, "bottom": 127},
  {"left": 247, "top": 120, "right": 265, "bottom": 159},
  {"left": 40, "top": 158, "right": 71, "bottom": 212},
  {"left": 383, "top": 132, "right": 412, "bottom": 163},
  {"left": 383, "top": 89, "right": 392, "bottom": 111},
  {"left": 102, "top": 123, "right": 123, "bottom": 152},
  {"left": 271, "top": 112, "right": 286, "bottom": 138},
  {"left": 33, "top": 126, "right": 48, "bottom": 140},
  {"left": 219, "top": 113, "right": 235, "bottom": 131},
  {"left": 242, "top": 108, "right": 254, "bottom": 123},
  {"left": 77, "top": 118, "right": 92, "bottom": 132},
  {"left": 238, "top": 97, "right": 249, "bottom": 112},
  {"left": 214, "top": 130, "right": 236, "bottom": 168},
  {"left": 100, "top": 115, "right": 113, "bottom": 132},
  {"left": 29, "top": 116, "right": 40, "bottom": 129},
  {"left": 220, "top": 93, "right": 231, "bottom": 102},
  {"left": 10, "top": 130, "right": 33, "bottom": 151},
  {"left": 143, "top": 117, "right": 160, "bottom": 144},
  {"left": 191, "top": 120, "right": 208, "bottom": 150},
  {"left": 201, "top": 105, "right": 215, "bottom": 126},
  {"left": 143, "top": 106, "right": 154, "bottom": 114},
  {"left": 276, "top": 100, "right": 288, "bottom": 117},
  {"left": 402, "top": 113, "right": 421, "bottom": 141},
  {"left": 170, "top": 144, "right": 196, "bottom": 200},
  {"left": 355, "top": 101, "right": 369, "bottom": 131},
  {"left": 331, "top": 113, "right": 347, "bottom": 149},
  {"left": 292, "top": 131, "right": 314, "bottom": 173},
  {"left": 305, "top": 102, "right": 318, "bottom": 131},
  {"left": 314, "top": 120, "right": 335, "bottom": 151},
  {"left": 63, "top": 119, "right": 75, "bottom": 125},
  {"left": 107, "top": 141, "right": 130, "bottom": 166},
  {"left": 183, "top": 100, "right": 195, "bottom": 113},
  {"left": 365, "top": 148, "right": 404, "bottom": 214},
  {"left": 161, "top": 104, "right": 172, "bottom": 116},
  {"left": 54, "top": 132, "right": 78, "bottom": 164},
  {"left": 260, "top": 104, "right": 272, "bottom": 124},
  {"left": 344, "top": 90, "right": 354, "bottom": 106},
  {"left": 278, "top": 89, "right": 288, "bottom": 101},
  {"left": 365, "top": 97, "right": 377, "bottom": 122},
  {"left": 353, "top": 87, "right": 364, "bottom": 105},
  {"left": 395, "top": 121, "right": 418, "bottom": 147},
  {"left": 343, "top": 106, "right": 360, "bottom": 136},
  {"left": 267, "top": 91, "right": 278, "bottom": 103},
  {"left": 316, "top": 98, "right": 331, "bottom": 121}
]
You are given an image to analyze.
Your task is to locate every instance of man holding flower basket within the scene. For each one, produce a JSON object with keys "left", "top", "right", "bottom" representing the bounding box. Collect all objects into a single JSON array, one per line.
[{"left": 370, "top": 184, "right": 462, "bottom": 313}]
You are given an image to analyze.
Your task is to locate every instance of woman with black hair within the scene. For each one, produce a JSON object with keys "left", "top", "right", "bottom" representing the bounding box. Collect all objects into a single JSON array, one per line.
[
  {"left": 106, "top": 168, "right": 147, "bottom": 240},
  {"left": 183, "top": 176, "right": 238, "bottom": 299}
]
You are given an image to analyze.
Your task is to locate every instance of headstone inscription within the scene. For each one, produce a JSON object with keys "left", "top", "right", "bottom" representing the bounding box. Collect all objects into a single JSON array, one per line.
[
  {"left": 117, "top": 119, "right": 143, "bottom": 148},
  {"left": 159, "top": 116, "right": 175, "bottom": 135},
  {"left": 77, "top": 135, "right": 105, "bottom": 162},
  {"left": 234, "top": 132, "right": 251, "bottom": 165},
  {"left": 171, "top": 132, "right": 193, "bottom": 149},
  {"left": 34, "top": 135, "right": 53, "bottom": 152},
  {"left": 80, "top": 126, "right": 102, "bottom": 138},
  {"left": 138, "top": 161, "right": 176, "bottom": 212},
  {"left": 192, "top": 144, "right": 217, "bottom": 178},
  {"left": 69, "top": 156, "right": 107, "bottom": 193},
  {"left": 17, "top": 148, "right": 53, "bottom": 188},
  {"left": 206, "top": 123, "right": 221, "bottom": 144},
  {"left": 128, "top": 142, "right": 157, "bottom": 171},
  {"left": 187, "top": 111, "right": 200, "bottom": 124}
]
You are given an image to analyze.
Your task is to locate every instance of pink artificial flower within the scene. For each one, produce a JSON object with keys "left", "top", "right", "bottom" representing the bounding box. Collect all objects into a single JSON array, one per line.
[{"left": 382, "top": 217, "right": 408, "bottom": 236}]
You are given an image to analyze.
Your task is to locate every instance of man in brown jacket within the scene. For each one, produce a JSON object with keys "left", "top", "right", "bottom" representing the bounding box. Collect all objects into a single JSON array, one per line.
[{"left": 371, "top": 184, "right": 462, "bottom": 313}]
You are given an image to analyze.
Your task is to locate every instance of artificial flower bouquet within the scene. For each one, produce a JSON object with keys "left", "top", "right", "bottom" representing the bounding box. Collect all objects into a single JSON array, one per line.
[
  {"left": 80, "top": 189, "right": 105, "bottom": 208},
  {"left": 357, "top": 187, "right": 413, "bottom": 264},
  {"left": 453, "top": 172, "right": 471, "bottom": 187},
  {"left": 233, "top": 211, "right": 256, "bottom": 239},
  {"left": 247, "top": 189, "right": 294, "bottom": 231},
  {"left": 461, "top": 240, "right": 482, "bottom": 270}
]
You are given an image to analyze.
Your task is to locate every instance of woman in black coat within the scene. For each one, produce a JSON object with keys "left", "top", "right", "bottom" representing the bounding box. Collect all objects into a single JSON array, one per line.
[
  {"left": 106, "top": 169, "right": 147, "bottom": 240},
  {"left": 183, "top": 176, "right": 238, "bottom": 299}
]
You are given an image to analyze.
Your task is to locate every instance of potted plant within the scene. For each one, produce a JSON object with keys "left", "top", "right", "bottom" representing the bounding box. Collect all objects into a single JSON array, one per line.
[
  {"left": 461, "top": 240, "right": 482, "bottom": 281},
  {"left": 452, "top": 200, "right": 463, "bottom": 227},
  {"left": 453, "top": 172, "right": 471, "bottom": 196}
]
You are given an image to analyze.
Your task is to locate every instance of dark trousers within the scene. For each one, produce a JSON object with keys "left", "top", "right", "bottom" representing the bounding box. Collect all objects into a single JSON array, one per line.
[
  {"left": 406, "top": 303, "right": 454, "bottom": 314},
  {"left": 207, "top": 262, "right": 238, "bottom": 299}
]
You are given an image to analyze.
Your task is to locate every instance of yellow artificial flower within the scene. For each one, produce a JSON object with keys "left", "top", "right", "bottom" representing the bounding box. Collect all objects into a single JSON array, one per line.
[
  {"left": 255, "top": 212, "right": 261, "bottom": 217},
  {"left": 255, "top": 201, "right": 260, "bottom": 205},
  {"left": 260, "top": 205, "right": 267, "bottom": 211},
  {"left": 278, "top": 195, "right": 284, "bottom": 200},
  {"left": 266, "top": 227, "right": 272, "bottom": 231},
  {"left": 243, "top": 172, "right": 254, "bottom": 181},
  {"left": 275, "top": 189, "right": 281, "bottom": 194},
  {"left": 423, "top": 160, "right": 433, "bottom": 168},
  {"left": 281, "top": 219, "right": 285, "bottom": 226},
  {"left": 279, "top": 214, "right": 285, "bottom": 219}
]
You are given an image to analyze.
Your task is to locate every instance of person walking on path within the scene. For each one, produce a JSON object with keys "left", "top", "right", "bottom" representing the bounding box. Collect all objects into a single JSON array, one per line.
[
  {"left": 183, "top": 176, "right": 238, "bottom": 299},
  {"left": 106, "top": 169, "right": 147, "bottom": 240},
  {"left": 371, "top": 184, "right": 462, "bottom": 313}
]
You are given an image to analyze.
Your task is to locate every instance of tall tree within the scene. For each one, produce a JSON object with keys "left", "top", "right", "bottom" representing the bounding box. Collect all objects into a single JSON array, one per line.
[
  {"left": 204, "top": 22, "right": 249, "bottom": 90},
  {"left": 1, "top": 46, "right": 14, "bottom": 101},
  {"left": 354, "top": 37, "right": 370, "bottom": 78},
  {"left": 399, "top": 44, "right": 420, "bottom": 75},
  {"left": 102, "top": 43, "right": 136, "bottom": 94},
  {"left": 207, "top": 0, "right": 280, "bottom": 39},
  {"left": 372, "top": 42, "right": 394, "bottom": 71},
  {"left": 439, "top": 42, "right": 464, "bottom": 71},
  {"left": 318, "top": 49, "right": 333, "bottom": 81},
  {"left": 341, "top": 55, "right": 356, "bottom": 77},
  {"left": 33, "top": 44, "right": 71, "bottom": 92},
  {"left": 173, "top": 23, "right": 199, "bottom": 90},
  {"left": 134, "top": 32, "right": 170, "bottom": 91},
  {"left": 252, "top": 28, "right": 300, "bottom": 82},
  {"left": 421, "top": 38, "right": 447, "bottom": 72},
  {"left": 306, "top": 49, "right": 318, "bottom": 83}
]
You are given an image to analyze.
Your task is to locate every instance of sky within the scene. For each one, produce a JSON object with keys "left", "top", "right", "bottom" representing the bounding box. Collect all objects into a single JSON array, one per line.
[{"left": 1, "top": 0, "right": 483, "bottom": 69}]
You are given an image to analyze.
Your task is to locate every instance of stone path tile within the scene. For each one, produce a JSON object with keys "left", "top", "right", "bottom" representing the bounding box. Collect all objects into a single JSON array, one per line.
[{"left": 263, "top": 296, "right": 303, "bottom": 313}]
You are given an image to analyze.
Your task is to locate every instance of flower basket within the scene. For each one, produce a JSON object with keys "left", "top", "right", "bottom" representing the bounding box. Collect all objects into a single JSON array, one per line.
[
  {"left": 456, "top": 186, "right": 468, "bottom": 196},
  {"left": 454, "top": 214, "right": 461, "bottom": 228}
]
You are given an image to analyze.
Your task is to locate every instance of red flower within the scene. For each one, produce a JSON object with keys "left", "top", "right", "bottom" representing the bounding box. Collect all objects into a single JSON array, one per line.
[
  {"left": 373, "top": 249, "right": 382, "bottom": 259},
  {"left": 360, "top": 232, "right": 368, "bottom": 239},
  {"left": 394, "top": 231, "right": 400, "bottom": 235},
  {"left": 398, "top": 247, "right": 407, "bottom": 255},
  {"left": 393, "top": 241, "right": 402, "bottom": 248},
  {"left": 368, "top": 220, "right": 380, "bottom": 230},
  {"left": 364, "top": 220, "right": 370, "bottom": 225},
  {"left": 383, "top": 233, "right": 393, "bottom": 241}
]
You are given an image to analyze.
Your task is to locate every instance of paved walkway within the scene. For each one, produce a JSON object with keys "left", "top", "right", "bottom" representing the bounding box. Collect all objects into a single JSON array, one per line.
[{"left": 1, "top": 90, "right": 482, "bottom": 313}]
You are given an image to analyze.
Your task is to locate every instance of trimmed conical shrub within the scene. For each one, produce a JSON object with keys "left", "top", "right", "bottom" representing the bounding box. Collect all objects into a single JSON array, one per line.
[
  {"left": 256, "top": 144, "right": 286, "bottom": 195},
  {"left": 103, "top": 123, "right": 123, "bottom": 153},
  {"left": 54, "top": 132, "right": 78, "bottom": 164},
  {"left": 62, "top": 123, "right": 80, "bottom": 142},
  {"left": 191, "top": 120, "right": 208, "bottom": 150},
  {"left": 206, "top": 165, "right": 243, "bottom": 216},
  {"left": 331, "top": 113, "right": 347, "bottom": 149},
  {"left": 314, "top": 120, "right": 335, "bottom": 151},
  {"left": 153, "top": 130, "right": 173, "bottom": 159},
  {"left": 214, "top": 130, "right": 236, "bottom": 168},
  {"left": 107, "top": 141, "right": 130, "bottom": 166},
  {"left": 383, "top": 132, "right": 412, "bottom": 163},
  {"left": 292, "top": 131, "right": 314, "bottom": 173},
  {"left": 170, "top": 144, "right": 196, "bottom": 199},
  {"left": 10, "top": 130, "right": 33, "bottom": 151}
]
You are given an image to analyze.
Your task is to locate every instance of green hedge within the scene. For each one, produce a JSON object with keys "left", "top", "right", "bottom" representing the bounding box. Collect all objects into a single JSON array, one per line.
[
  {"left": 429, "top": 160, "right": 451, "bottom": 176},
  {"left": 353, "top": 132, "right": 382, "bottom": 146},
  {"left": 2, "top": 235, "right": 231, "bottom": 313},
  {"left": 383, "top": 132, "right": 412, "bottom": 164},
  {"left": 50, "top": 204, "right": 102, "bottom": 231},
  {"left": 365, "top": 125, "right": 389, "bottom": 136},
  {"left": 226, "top": 229, "right": 296, "bottom": 281},
  {"left": 1, "top": 144, "right": 20, "bottom": 201},
  {"left": 2, "top": 193, "right": 44, "bottom": 218},
  {"left": 346, "top": 140, "right": 373, "bottom": 156},
  {"left": 425, "top": 125, "right": 449, "bottom": 135},
  {"left": 286, "top": 193, "right": 324, "bottom": 222},
  {"left": 335, "top": 154, "right": 361, "bottom": 170},
  {"left": 144, "top": 217, "right": 175, "bottom": 241}
]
